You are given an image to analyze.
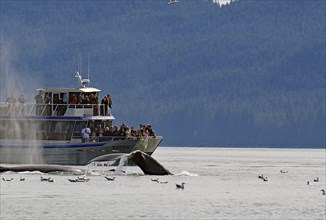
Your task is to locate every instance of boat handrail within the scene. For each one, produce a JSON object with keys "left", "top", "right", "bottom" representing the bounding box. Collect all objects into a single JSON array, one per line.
[
  {"left": 71, "top": 135, "right": 160, "bottom": 142},
  {"left": 0, "top": 102, "right": 111, "bottom": 117}
]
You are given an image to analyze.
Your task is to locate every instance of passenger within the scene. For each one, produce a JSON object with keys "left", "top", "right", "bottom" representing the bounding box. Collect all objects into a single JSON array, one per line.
[
  {"left": 89, "top": 93, "right": 95, "bottom": 104},
  {"left": 6, "top": 94, "right": 16, "bottom": 115},
  {"left": 83, "top": 95, "right": 90, "bottom": 104},
  {"left": 34, "top": 91, "right": 43, "bottom": 115},
  {"left": 6, "top": 94, "right": 16, "bottom": 104},
  {"left": 107, "top": 94, "right": 112, "bottom": 109},
  {"left": 146, "top": 124, "right": 155, "bottom": 137},
  {"left": 44, "top": 93, "right": 51, "bottom": 116},
  {"left": 112, "top": 125, "right": 119, "bottom": 136},
  {"left": 119, "top": 126, "right": 127, "bottom": 137},
  {"left": 102, "top": 127, "right": 113, "bottom": 136},
  {"left": 78, "top": 94, "right": 83, "bottom": 104},
  {"left": 57, "top": 98, "right": 65, "bottom": 116},
  {"left": 139, "top": 129, "right": 148, "bottom": 138},
  {"left": 125, "top": 126, "right": 131, "bottom": 139},
  {"left": 70, "top": 94, "right": 78, "bottom": 104},
  {"left": 130, "top": 127, "right": 137, "bottom": 138},
  {"left": 81, "top": 124, "right": 91, "bottom": 143},
  {"left": 18, "top": 94, "right": 26, "bottom": 115},
  {"left": 101, "top": 95, "right": 109, "bottom": 115},
  {"left": 93, "top": 96, "right": 99, "bottom": 116}
]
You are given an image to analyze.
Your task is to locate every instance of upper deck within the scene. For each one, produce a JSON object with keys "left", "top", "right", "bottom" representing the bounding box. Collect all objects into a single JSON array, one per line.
[
  {"left": 0, "top": 102, "right": 113, "bottom": 118},
  {"left": 0, "top": 72, "right": 113, "bottom": 119}
]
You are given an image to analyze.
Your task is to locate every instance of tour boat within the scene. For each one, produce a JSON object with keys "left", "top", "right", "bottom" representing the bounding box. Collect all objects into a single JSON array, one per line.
[{"left": 0, "top": 72, "right": 163, "bottom": 165}]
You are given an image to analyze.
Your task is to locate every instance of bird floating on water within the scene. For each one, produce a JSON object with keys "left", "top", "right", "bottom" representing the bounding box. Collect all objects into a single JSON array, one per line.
[
  {"left": 105, "top": 176, "right": 115, "bottom": 181},
  {"left": 258, "top": 174, "right": 268, "bottom": 182},
  {"left": 258, "top": 174, "right": 264, "bottom": 179},
  {"left": 176, "top": 182, "right": 186, "bottom": 190},
  {"left": 321, "top": 189, "right": 326, "bottom": 195},
  {"left": 2, "top": 178, "right": 13, "bottom": 181},
  {"left": 41, "top": 176, "right": 54, "bottom": 182},
  {"left": 20, "top": 177, "right": 25, "bottom": 181}
]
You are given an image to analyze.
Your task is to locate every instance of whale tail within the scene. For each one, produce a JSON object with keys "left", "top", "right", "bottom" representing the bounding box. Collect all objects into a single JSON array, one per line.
[{"left": 88, "top": 150, "right": 172, "bottom": 175}]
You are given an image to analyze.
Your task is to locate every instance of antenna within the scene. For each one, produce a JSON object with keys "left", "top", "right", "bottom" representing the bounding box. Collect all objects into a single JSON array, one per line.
[
  {"left": 75, "top": 72, "right": 90, "bottom": 88},
  {"left": 87, "top": 54, "right": 90, "bottom": 81}
]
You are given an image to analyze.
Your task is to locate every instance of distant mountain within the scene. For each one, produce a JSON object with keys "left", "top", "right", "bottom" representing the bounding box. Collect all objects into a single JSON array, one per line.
[{"left": 0, "top": 0, "right": 325, "bottom": 147}]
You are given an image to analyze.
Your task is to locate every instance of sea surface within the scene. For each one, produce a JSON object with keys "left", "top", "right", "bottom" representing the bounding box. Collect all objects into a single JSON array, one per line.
[{"left": 1, "top": 147, "right": 325, "bottom": 220}]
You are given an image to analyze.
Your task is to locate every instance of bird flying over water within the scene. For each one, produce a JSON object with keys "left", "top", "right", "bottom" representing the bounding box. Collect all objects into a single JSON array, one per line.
[{"left": 168, "top": 0, "right": 178, "bottom": 5}]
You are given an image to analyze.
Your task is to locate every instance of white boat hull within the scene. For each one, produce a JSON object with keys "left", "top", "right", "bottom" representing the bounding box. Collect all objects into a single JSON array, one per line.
[{"left": 0, "top": 137, "right": 163, "bottom": 165}]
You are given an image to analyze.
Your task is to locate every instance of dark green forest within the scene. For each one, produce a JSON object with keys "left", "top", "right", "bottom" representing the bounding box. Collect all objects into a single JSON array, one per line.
[{"left": 0, "top": 0, "right": 325, "bottom": 147}]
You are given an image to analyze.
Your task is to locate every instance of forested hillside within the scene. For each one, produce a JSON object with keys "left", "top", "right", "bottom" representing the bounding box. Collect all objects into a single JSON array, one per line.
[{"left": 0, "top": 0, "right": 325, "bottom": 147}]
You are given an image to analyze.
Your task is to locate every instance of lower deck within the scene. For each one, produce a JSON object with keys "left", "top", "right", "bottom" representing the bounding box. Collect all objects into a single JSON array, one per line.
[{"left": 0, "top": 136, "right": 163, "bottom": 165}]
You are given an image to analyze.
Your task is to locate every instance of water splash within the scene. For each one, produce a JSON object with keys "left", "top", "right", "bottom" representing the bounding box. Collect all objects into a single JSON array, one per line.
[
  {"left": 176, "top": 170, "right": 199, "bottom": 177},
  {"left": 0, "top": 39, "right": 45, "bottom": 164},
  {"left": 113, "top": 154, "right": 129, "bottom": 175}
]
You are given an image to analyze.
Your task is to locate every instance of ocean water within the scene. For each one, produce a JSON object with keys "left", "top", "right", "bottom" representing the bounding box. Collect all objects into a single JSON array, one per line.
[{"left": 0, "top": 147, "right": 325, "bottom": 220}]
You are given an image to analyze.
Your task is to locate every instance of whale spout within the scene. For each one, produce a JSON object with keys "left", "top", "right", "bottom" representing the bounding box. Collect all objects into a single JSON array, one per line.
[{"left": 0, "top": 165, "right": 82, "bottom": 173}]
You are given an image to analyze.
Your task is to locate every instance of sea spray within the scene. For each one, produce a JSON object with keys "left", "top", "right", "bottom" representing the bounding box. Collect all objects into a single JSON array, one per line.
[{"left": 113, "top": 154, "right": 129, "bottom": 175}]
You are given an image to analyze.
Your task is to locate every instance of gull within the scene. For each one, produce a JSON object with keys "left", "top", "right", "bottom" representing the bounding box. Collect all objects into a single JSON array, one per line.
[
  {"left": 105, "top": 176, "right": 115, "bottom": 181},
  {"left": 40, "top": 176, "right": 50, "bottom": 181},
  {"left": 258, "top": 174, "right": 264, "bottom": 179},
  {"left": 321, "top": 189, "right": 326, "bottom": 195},
  {"left": 314, "top": 177, "right": 319, "bottom": 182},
  {"left": 176, "top": 182, "right": 186, "bottom": 190},
  {"left": 41, "top": 176, "right": 54, "bottom": 182},
  {"left": 168, "top": 0, "right": 178, "bottom": 5}
]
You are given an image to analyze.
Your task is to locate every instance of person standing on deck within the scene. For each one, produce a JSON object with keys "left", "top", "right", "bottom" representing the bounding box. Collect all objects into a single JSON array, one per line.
[
  {"left": 81, "top": 124, "right": 91, "bottom": 143},
  {"left": 34, "top": 91, "right": 43, "bottom": 115},
  {"left": 18, "top": 94, "right": 26, "bottom": 115}
]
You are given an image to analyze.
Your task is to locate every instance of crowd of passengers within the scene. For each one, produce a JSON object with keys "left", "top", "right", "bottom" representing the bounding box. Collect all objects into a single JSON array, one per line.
[
  {"left": 33, "top": 91, "right": 113, "bottom": 116},
  {"left": 92, "top": 123, "right": 156, "bottom": 139}
]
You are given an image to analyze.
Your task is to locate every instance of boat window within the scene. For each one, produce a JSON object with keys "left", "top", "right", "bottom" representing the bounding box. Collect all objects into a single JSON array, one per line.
[
  {"left": 1, "top": 120, "right": 46, "bottom": 140},
  {"left": 73, "top": 121, "right": 88, "bottom": 137},
  {"left": 46, "top": 121, "right": 73, "bottom": 140},
  {"left": 0, "top": 120, "right": 74, "bottom": 141}
]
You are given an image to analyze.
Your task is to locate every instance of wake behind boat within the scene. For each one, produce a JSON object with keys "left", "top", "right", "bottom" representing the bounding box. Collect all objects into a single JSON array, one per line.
[{"left": 0, "top": 72, "right": 162, "bottom": 165}]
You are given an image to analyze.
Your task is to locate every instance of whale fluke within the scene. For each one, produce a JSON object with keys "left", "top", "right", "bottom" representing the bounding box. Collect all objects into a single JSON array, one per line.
[
  {"left": 0, "top": 151, "right": 171, "bottom": 176},
  {"left": 89, "top": 150, "right": 172, "bottom": 175}
]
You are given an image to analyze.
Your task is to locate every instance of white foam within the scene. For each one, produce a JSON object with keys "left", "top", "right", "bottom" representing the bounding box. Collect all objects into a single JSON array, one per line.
[{"left": 175, "top": 170, "right": 199, "bottom": 177}]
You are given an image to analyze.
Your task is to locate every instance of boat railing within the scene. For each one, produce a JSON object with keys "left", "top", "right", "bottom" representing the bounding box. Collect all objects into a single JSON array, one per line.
[
  {"left": 0, "top": 102, "right": 111, "bottom": 117},
  {"left": 72, "top": 135, "right": 159, "bottom": 142}
]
